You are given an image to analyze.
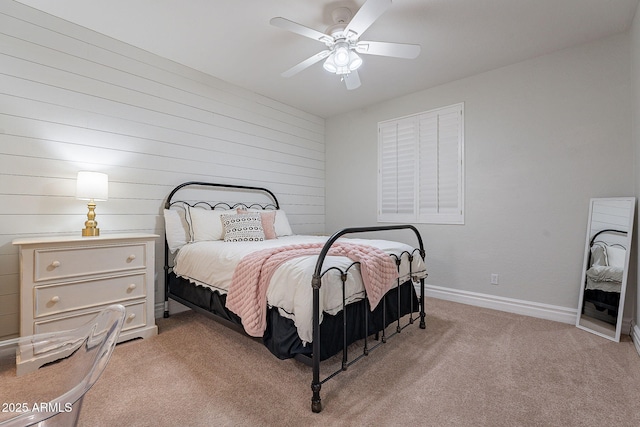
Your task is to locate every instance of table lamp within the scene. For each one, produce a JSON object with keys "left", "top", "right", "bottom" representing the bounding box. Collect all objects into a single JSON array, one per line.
[{"left": 76, "top": 171, "right": 108, "bottom": 236}]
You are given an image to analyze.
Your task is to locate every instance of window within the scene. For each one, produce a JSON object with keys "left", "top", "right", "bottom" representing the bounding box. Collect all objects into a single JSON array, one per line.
[{"left": 378, "top": 103, "right": 464, "bottom": 224}]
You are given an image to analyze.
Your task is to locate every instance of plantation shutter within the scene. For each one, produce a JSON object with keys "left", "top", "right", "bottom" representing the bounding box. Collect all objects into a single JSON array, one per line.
[
  {"left": 378, "top": 103, "right": 464, "bottom": 224},
  {"left": 378, "top": 117, "right": 417, "bottom": 221},
  {"left": 418, "top": 105, "right": 463, "bottom": 223}
]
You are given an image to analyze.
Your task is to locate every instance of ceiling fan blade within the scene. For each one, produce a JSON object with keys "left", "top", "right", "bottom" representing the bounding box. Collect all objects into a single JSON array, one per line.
[
  {"left": 270, "top": 17, "right": 333, "bottom": 44},
  {"left": 343, "top": 70, "right": 361, "bottom": 90},
  {"left": 344, "top": 0, "right": 392, "bottom": 40},
  {"left": 356, "top": 41, "right": 421, "bottom": 59},
  {"left": 281, "top": 50, "right": 331, "bottom": 78}
]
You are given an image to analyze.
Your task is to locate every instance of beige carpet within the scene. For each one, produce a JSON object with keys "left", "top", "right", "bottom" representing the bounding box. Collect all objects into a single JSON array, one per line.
[{"left": 77, "top": 298, "right": 640, "bottom": 427}]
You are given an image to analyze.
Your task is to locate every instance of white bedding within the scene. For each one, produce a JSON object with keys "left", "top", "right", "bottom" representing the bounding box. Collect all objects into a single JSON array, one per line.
[
  {"left": 585, "top": 265, "right": 622, "bottom": 293},
  {"left": 173, "top": 235, "right": 426, "bottom": 344},
  {"left": 585, "top": 278, "right": 621, "bottom": 293}
]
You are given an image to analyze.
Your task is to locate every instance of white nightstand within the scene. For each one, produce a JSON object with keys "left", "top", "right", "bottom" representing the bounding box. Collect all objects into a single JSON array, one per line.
[{"left": 12, "top": 233, "right": 159, "bottom": 344}]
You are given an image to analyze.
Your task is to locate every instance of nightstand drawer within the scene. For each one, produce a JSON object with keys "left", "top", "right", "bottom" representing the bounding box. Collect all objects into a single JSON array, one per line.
[
  {"left": 33, "top": 243, "right": 146, "bottom": 282},
  {"left": 34, "top": 274, "right": 146, "bottom": 317},
  {"left": 34, "top": 302, "right": 147, "bottom": 335}
]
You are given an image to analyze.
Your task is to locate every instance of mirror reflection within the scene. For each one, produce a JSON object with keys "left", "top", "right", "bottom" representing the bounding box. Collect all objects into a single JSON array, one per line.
[{"left": 577, "top": 197, "right": 635, "bottom": 341}]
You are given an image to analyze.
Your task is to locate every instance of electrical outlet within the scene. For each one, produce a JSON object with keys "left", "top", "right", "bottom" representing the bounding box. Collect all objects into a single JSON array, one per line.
[{"left": 490, "top": 274, "right": 499, "bottom": 285}]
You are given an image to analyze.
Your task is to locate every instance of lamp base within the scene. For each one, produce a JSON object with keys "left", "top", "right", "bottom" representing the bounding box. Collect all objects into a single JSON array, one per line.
[
  {"left": 82, "top": 227, "right": 100, "bottom": 237},
  {"left": 82, "top": 200, "right": 100, "bottom": 237}
]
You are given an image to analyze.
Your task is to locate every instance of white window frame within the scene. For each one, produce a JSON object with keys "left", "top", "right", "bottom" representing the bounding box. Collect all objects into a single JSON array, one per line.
[{"left": 378, "top": 103, "right": 464, "bottom": 225}]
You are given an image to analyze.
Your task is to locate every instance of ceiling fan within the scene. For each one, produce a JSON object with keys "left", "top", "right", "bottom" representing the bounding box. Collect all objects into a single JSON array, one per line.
[{"left": 270, "top": 0, "right": 421, "bottom": 90}]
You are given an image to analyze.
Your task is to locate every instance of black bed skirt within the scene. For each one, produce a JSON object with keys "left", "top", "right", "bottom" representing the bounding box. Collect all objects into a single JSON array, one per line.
[
  {"left": 168, "top": 273, "right": 419, "bottom": 361},
  {"left": 583, "top": 289, "right": 620, "bottom": 318}
]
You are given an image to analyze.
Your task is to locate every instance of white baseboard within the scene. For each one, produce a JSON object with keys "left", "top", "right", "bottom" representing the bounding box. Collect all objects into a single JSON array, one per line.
[{"left": 421, "top": 284, "right": 577, "bottom": 325}]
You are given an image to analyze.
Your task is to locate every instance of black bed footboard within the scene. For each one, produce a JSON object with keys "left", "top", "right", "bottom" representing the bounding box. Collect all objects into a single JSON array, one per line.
[{"left": 310, "top": 225, "right": 426, "bottom": 413}]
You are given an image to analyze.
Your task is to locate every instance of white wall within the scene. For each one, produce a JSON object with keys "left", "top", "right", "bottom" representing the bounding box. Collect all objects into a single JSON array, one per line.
[
  {"left": 0, "top": 1, "right": 325, "bottom": 339},
  {"left": 632, "top": 5, "right": 640, "bottom": 348},
  {"left": 326, "top": 34, "right": 633, "bottom": 317}
]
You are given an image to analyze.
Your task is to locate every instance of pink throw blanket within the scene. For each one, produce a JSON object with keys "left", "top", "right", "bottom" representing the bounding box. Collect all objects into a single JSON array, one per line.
[{"left": 226, "top": 242, "right": 399, "bottom": 337}]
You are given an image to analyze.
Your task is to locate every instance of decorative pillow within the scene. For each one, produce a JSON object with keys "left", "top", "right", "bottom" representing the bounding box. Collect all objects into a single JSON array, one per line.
[
  {"left": 605, "top": 245, "right": 626, "bottom": 268},
  {"left": 221, "top": 212, "right": 265, "bottom": 242},
  {"left": 590, "top": 245, "right": 608, "bottom": 267},
  {"left": 164, "top": 209, "right": 189, "bottom": 253},
  {"left": 186, "top": 206, "right": 230, "bottom": 241},
  {"left": 236, "top": 208, "right": 277, "bottom": 239}
]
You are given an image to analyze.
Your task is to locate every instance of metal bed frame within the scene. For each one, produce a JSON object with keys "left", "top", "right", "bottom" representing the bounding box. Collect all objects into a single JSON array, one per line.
[
  {"left": 163, "top": 181, "right": 426, "bottom": 412},
  {"left": 582, "top": 228, "right": 627, "bottom": 318}
]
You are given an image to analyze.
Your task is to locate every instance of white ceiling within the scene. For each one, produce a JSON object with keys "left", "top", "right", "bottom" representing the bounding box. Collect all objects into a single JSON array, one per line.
[{"left": 16, "top": 0, "right": 640, "bottom": 118}]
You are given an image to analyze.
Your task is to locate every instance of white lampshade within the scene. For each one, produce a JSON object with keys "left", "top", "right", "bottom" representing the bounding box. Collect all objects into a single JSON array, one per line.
[
  {"left": 348, "top": 51, "right": 362, "bottom": 71},
  {"left": 323, "top": 55, "right": 338, "bottom": 73},
  {"left": 76, "top": 171, "right": 108, "bottom": 201},
  {"left": 333, "top": 42, "right": 350, "bottom": 67}
]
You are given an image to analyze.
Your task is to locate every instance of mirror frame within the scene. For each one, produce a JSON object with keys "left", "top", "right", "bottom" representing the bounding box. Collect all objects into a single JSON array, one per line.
[{"left": 576, "top": 197, "right": 635, "bottom": 342}]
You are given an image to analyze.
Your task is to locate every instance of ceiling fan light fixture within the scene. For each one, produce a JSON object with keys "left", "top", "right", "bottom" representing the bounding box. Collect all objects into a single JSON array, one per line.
[
  {"left": 323, "top": 55, "right": 338, "bottom": 73},
  {"left": 333, "top": 43, "right": 350, "bottom": 66},
  {"left": 324, "top": 48, "right": 359, "bottom": 75},
  {"left": 335, "top": 65, "right": 351, "bottom": 75},
  {"left": 348, "top": 51, "right": 363, "bottom": 71}
]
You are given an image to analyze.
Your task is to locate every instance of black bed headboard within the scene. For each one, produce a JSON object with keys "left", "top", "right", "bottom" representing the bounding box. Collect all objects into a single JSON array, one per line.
[
  {"left": 163, "top": 181, "right": 281, "bottom": 317},
  {"left": 164, "top": 181, "right": 280, "bottom": 210},
  {"left": 589, "top": 229, "right": 627, "bottom": 247}
]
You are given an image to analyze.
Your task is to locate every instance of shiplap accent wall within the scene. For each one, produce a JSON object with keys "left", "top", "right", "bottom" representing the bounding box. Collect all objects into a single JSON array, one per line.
[{"left": 0, "top": 1, "right": 325, "bottom": 339}]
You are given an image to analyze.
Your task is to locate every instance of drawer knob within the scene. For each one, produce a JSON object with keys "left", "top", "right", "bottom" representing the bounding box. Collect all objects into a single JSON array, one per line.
[
  {"left": 127, "top": 254, "right": 136, "bottom": 262},
  {"left": 127, "top": 313, "right": 136, "bottom": 321},
  {"left": 50, "top": 261, "right": 61, "bottom": 268},
  {"left": 50, "top": 296, "right": 60, "bottom": 303},
  {"left": 127, "top": 284, "right": 137, "bottom": 292}
]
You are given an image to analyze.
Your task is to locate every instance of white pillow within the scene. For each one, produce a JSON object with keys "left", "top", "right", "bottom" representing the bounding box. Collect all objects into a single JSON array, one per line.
[
  {"left": 590, "top": 245, "right": 608, "bottom": 267},
  {"left": 186, "top": 206, "right": 231, "bottom": 241},
  {"left": 164, "top": 209, "right": 189, "bottom": 253},
  {"left": 274, "top": 210, "right": 293, "bottom": 236},
  {"left": 605, "top": 245, "right": 626, "bottom": 268}
]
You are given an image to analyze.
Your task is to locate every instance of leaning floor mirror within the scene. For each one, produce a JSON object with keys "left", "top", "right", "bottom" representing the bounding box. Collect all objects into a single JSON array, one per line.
[{"left": 576, "top": 197, "right": 635, "bottom": 342}]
